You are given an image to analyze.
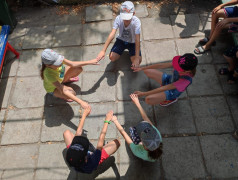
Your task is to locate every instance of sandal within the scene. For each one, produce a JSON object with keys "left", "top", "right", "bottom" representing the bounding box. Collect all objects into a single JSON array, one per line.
[
  {"left": 199, "top": 37, "right": 216, "bottom": 46},
  {"left": 194, "top": 46, "right": 210, "bottom": 54},
  {"left": 218, "top": 68, "right": 229, "bottom": 75}
]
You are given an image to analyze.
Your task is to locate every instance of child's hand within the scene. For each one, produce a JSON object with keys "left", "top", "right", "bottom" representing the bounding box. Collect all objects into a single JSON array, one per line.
[
  {"left": 212, "top": 4, "right": 223, "bottom": 14},
  {"left": 131, "top": 67, "right": 142, "bottom": 72},
  {"left": 134, "top": 91, "right": 145, "bottom": 97},
  {"left": 90, "top": 58, "right": 101, "bottom": 65},
  {"left": 130, "top": 94, "right": 140, "bottom": 104},
  {"left": 83, "top": 106, "right": 91, "bottom": 117},
  {"left": 81, "top": 101, "right": 91, "bottom": 110},
  {"left": 105, "top": 110, "right": 113, "bottom": 121},
  {"left": 131, "top": 57, "right": 140, "bottom": 68},
  {"left": 97, "top": 51, "right": 105, "bottom": 61},
  {"left": 111, "top": 115, "right": 118, "bottom": 123}
]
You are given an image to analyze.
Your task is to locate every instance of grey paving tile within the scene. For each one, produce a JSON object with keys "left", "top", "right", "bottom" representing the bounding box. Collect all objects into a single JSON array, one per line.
[
  {"left": 176, "top": 37, "right": 213, "bottom": 64},
  {"left": 52, "top": 47, "right": 83, "bottom": 61},
  {"left": 81, "top": 72, "right": 116, "bottom": 103},
  {"left": 226, "top": 96, "right": 238, "bottom": 127},
  {"left": 83, "top": 21, "right": 112, "bottom": 45},
  {"left": 191, "top": 96, "right": 234, "bottom": 133},
  {"left": 52, "top": 24, "right": 83, "bottom": 47},
  {"left": 162, "top": 136, "right": 206, "bottom": 179},
  {"left": 1, "top": 108, "right": 43, "bottom": 145},
  {"left": 141, "top": 17, "right": 173, "bottom": 40},
  {"left": 216, "top": 64, "right": 238, "bottom": 95},
  {"left": 170, "top": 14, "right": 204, "bottom": 38},
  {"left": 141, "top": 160, "right": 162, "bottom": 180},
  {"left": 1, "top": 51, "right": 20, "bottom": 78},
  {"left": 134, "top": 4, "right": 149, "bottom": 18},
  {"left": 8, "top": 27, "right": 27, "bottom": 50},
  {"left": 187, "top": 64, "right": 223, "bottom": 96},
  {"left": 36, "top": 143, "right": 77, "bottom": 180},
  {"left": 200, "top": 134, "right": 238, "bottom": 178},
  {"left": 154, "top": 99, "right": 196, "bottom": 135},
  {"left": 199, "top": 12, "right": 212, "bottom": 35},
  {"left": 85, "top": 5, "right": 113, "bottom": 22},
  {"left": 17, "top": 50, "right": 41, "bottom": 77},
  {"left": 22, "top": 26, "right": 54, "bottom": 49},
  {"left": 41, "top": 105, "right": 79, "bottom": 142},
  {"left": 0, "top": 144, "right": 38, "bottom": 179},
  {"left": 0, "top": 77, "right": 14, "bottom": 109},
  {"left": 11, "top": 77, "right": 45, "bottom": 108},
  {"left": 143, "top": 40, "right": 177, "bottom": 64},
  {"left": 117, "top": 71, "right": 150, "bottom": 101},
  {"left": 0, "top": 110, "right": 5, "bottom": 132}
]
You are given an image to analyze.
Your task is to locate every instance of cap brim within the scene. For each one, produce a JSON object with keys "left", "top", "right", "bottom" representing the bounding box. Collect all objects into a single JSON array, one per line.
[
  {"left": 52, "top": 55, "right": 64, "bottom": 66},
  {"left": 172, "top": 56, "right": 184, "bottom": 72},
  {"left": 120, "top": 13, "right": 133, "bottom": 20}
]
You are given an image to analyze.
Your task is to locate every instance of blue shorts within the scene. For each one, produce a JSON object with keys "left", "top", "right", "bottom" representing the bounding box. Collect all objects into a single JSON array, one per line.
[
  {"left": 224, "top": 7, "right": 238, "bottom": 31},
  {"left": 110, "top": 38, "right": 141, "bottom": 57},
  {"left": 162, "top": 73, "right": 181, "bottom": 100}
]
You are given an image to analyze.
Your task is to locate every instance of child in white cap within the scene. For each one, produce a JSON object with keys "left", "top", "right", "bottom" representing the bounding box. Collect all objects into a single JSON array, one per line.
[
  {"left": 97, "top": 1, "right": 142, "bottom": 68},
  {"left": 40, "top": 49, "right": 100, "bottom": 109}
]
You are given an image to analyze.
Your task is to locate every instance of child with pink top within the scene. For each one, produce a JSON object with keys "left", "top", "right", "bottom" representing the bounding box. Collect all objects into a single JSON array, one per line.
[{"left": 132, "top": 53, "right": 198, "bottom": 106}]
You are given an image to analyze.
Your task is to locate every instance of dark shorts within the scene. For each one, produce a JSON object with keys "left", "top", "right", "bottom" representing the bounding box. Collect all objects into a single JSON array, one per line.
[
  {"left": 224, "top": 45, "right": 238, "bottom": 58},
  {"left": 110, "top": 38, "right": 141, "bottom": 57},
  {"left": 162, "top": 73, "right": 181, "bottom": 100},
  {"left": 224, "top": 7, "right": 238, "bottom": 32}
]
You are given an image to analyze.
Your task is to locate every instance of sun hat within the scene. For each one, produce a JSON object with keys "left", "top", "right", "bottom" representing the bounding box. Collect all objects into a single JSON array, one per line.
[
  {"left": 41, "top": 49, "right": 64, "bottom": 66},
  {"left": 66, "top": 136, "right": 89, "bottom": 167},
  {"left": 172, "top": 53, "right": 198, "bottom": 72},
  {"left": 120, "top": 1, "right": 135, "bottom": 20},
  {"left": 136, "top": 121, "right": 162, "bottom": 151}
]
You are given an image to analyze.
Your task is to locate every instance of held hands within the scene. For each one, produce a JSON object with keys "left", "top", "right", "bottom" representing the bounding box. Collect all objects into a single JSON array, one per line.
[
  {"left": 90, "top": 57, "right": 101, "bottom": 65},
  {"left": 131, "top": 67, "right": 143, "bottom": 72},
  {"left": 130, "top": 93, "right": 140, "bottom": 105},
  {"left": 212, "top": 4, "right": 223, "bottom": 14},
  {"left": 83, "top": 106, "right": 91, "bottom": 117},
  {"left": 97, "top": 51, "right": 106, "bottom": 61},
  {"left": 133, "top": 91, "right": 145, "bottom": 97},
  {"left": 81, "top": 101, "right": 91, "bottom": 110},
  {"left": 111, "top": 115, "right": 118, "bottom": 123},
  {"left": 105, "top": 110, "right": 114, "bottom": 122}
]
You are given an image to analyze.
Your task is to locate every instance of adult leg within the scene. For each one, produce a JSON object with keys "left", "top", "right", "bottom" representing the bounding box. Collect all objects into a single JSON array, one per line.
[
  {"left": 143, "top": 69, "right": 164, "bottom": 85},
  {"left": 63, "top": 130, "right": 75, "bottom": 146},
  {"left": 62, "top": 65, "right": 83, "bottom": 83},
  {"left": 145, "top": 92, "right": 167, "bottom": 105},
  {"left": 103, "top": 139, "right": 121, "bottom": 156},
  {"left": 224, "top": 54, "right": 236, "bottom": 71}
]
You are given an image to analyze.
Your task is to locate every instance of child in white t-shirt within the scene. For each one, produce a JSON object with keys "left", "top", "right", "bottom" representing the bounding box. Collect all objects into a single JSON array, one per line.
[{"left": 97, "top": 1, "right": 142, "bottom": 68}]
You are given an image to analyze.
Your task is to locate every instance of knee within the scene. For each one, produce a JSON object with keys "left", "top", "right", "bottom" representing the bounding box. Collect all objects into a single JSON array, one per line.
[
  {"left": 63, "top": 130, "right": 71, "bottom": 138},
  {"left": 77, "top": 66, "right": 83, "bottom": 72},
  {"left": 145, "top": 96, "right": 153, "bottom": 105},
  {"left": 143, "top": 69, "right": 152, "bottom": 76},
  {"left": 109, "top": 55, "right": 117, "bottom": 62},
  {"left": 113, "top": 139, "right": 121, "bottom": 149}
]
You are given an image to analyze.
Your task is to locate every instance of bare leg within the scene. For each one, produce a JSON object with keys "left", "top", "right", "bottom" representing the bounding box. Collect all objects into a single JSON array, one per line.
[
  {"left": 103, "top": 139, "right": 120, "bottom": 156},
  {"left": 223, "top": 54, "right": 236, "bottom": 71},
  {"left": 109, "top": 52, "right": 121, "bottom": 62},
  {"left": 145, "top": 92, "right": 167, "bottom": 105},
  {"left": 143, "top": 69, "right": 164, "bottom": 85},
  {"left": 62, "top": 66, "right": 83, "bottom": 83},
  {"left": 53, "top": 87, "right": 76, "bottom": 100},
  {"left": 63, "top": 130, "right": 75, "bottom": 146}
]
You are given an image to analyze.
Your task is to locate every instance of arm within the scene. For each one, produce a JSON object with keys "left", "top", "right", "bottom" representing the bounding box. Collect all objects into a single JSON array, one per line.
[
  {"left": 130, "top": 94, "right": 153, "bottom": 125},
  {"left": 75, "top": 106, "right": 91, "bottom": 136},
  {"left": 132, "top": 62, "right": 173, "bottom": 72},
  {"left": 131, "top": 34, "right": 141, "bottom": 68},
  {"left": 213, "top": 0, "right": 238, "bottom": 13},
  {"left": 63, "top": 58, "right": 100, "bottom": 68},
  {"left": 96, "top": 110, "right": 113, "bottom": 150},
  {"left": 111, "top": 116, "right": 133, "bottom": 145},
  {"left": 97, "top": 29, "right": 117, "bottom": 60},
  {"left": 135, "top": 83, "right": 176, "bottom": 97}
]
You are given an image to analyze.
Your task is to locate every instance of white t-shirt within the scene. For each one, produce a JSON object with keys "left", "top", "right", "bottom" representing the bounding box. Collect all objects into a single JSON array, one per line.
[{"left": 113, "top": 15, "right": 141, "bottom": 43}]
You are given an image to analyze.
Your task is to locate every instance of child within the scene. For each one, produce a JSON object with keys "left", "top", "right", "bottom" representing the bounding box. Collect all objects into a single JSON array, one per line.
[
  {"left": 219, "top": 45, "right": 238, "bottom": 83},
  {"left": 63, "top": 107, "right": 120, "bottom": 174},
  {"left": 97, "top": 1, "right": 142, "bottom": 68},
  {"left": 111, "top": 94, "right": 162, "bottom": 162},
  {"left": 194, "top": 0, "right": 238, "bottom": 54},
  {"left": 132, "top": 53, "right": 198, "bottom": 106},
  {"left": 40, "top": 49, "right": 100, "bottom": 109}
]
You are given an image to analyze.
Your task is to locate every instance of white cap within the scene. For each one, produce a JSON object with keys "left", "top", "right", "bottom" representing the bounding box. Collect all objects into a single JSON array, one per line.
[
  {"left": 41, "top": 49, "right": 64, "bottom": 66},
  {"left": 120, "top": 1, "right": 135, "bottom": 20}
]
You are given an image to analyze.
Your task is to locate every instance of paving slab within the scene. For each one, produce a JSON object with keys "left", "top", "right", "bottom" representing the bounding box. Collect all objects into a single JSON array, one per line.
[
  {"left": 170, "top": 14, "right": 204, "bottom": 38},
  {"left": 1, "top": 108, "right": 43, "bottom": 145},
  {"left": 141, "top": 17, "right": 173, "bottom": 40},
  {"left": 187, "top": 64, "right": 223, "bottom": 96},
  {"left": 199, "top": 12, "right": 212, "bottom": 35},
  {"left": 216, "top": 64, "right": 238, "bottom": 95},
  {"left": 154, "top": 99, "right": 196, "bottom": 135},
  {"left": 0, "top": 144, "right": 38, "bottom": 179},
  {"left": 0, "top": 110, "right": 5, "bottom": 132},
  {"left": 53, "top": 47, "right": 83, "bottom": 61},
  {"left": 191, "top": 96, "right": 234, "bottom": 133},
  {"left": 176, "top": 37, "right": 213, "bottom": 64},
  {"left": 83, "top": 21, "right": 112, "bottom": 45},
  {"left": 17, "top": 50, "right": 42, "bottom": 77},
  {"left": 141, "top": 160, "right": 162, "bottom": 180},
  {"left": 22, "top": 26, "right": 54, "bottom": 49},
  {"left": 8, "top": 27, "right": 27, "bottom": 50},
  {"left": 11, "top": 77, "right": 45, "bottom": 108},
  {"left": 85, "top": 5, "right": 113, "bottom": 22},
  {"left": 52, "top": 24, "right": 83, "bottom": 47},
  {"left": 200, "top": 134, "right": 238, "bottom": 178},
  {"left": 1, "top": 51, "right": 20, "bottom": 78},
  {"left": 134, "top": 4, "right": 149, "bottom": 18},
  {"left": 36, "top": 143, "right": 77, "bottom": 180},
  {"left": 0, "top": 77, "right": 14, "bottom": 109},
  {"left": 117, "top": 71, "right": 150, "bottom": 101},
  {"left": 226, "top": 96, "right": 238, "bottom": 127},
  {"left": 143, "top": 40, "right": 177, "bottom": 64},
  {"left": 162, "top": 136, "right": 206, "bottom": 179},
  {"left": 81, "top": 72, "right": 116, "bottom": 103}
]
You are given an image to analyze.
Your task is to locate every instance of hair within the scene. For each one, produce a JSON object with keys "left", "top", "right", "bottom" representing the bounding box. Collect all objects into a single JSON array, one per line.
[
  {"left": 190, "top": 68, "right": 196, "bottom": 77},
  {"left": 148, "top": 143, "right": 163, "bottom": 160},
  {"left": 40, "top": 63, "right": 46, "bottom": 80}
]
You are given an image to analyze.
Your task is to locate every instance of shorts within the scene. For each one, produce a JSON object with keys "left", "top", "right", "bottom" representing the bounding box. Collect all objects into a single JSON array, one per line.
[
  {"left": 66, "top": 145, "right": 109, "bottom": 165},
  {"left": 162, "top": 73, "right": 181, "bottom": 100},
  {"left": 224, "top": 7, "right": 238, "bottom": 32},
  {"left": 224, "top": 45, "right": 238, "bottom": 58},
  {"left": 111, "top": 38, "right": 141, "bottom": 57}
]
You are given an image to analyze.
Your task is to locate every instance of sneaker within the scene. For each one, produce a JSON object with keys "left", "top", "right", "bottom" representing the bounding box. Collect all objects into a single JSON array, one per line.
[{"left": 159, "top": 98, "right": 178, "bottom": 107}]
